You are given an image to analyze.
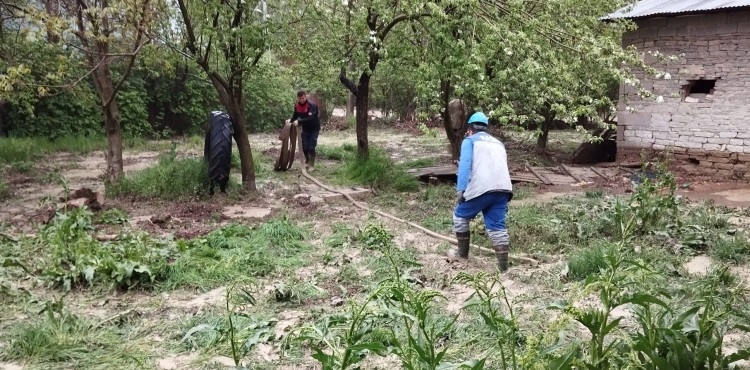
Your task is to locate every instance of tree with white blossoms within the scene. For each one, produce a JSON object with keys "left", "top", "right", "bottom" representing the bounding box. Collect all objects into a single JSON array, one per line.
[
  {"left": 415, "top": 0, "right": 680, "bottom": 151},
  {"left": 3, "top": 0, "right": 162, "bottom": 180}
]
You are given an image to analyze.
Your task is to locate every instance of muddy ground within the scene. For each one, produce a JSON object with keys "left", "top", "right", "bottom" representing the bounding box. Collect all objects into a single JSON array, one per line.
[{"left": 1, "top": 126, "right": 750, "bottom": 369}]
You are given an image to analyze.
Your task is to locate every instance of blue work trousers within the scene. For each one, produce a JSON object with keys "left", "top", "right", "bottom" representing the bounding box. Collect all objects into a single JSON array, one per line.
[{"left": 453, "top": 192, "right": 510, "bottom": 232}]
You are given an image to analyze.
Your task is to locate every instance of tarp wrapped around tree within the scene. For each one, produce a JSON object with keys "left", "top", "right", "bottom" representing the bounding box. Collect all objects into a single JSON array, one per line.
[{"left": 204, "top": 111, "right": 233, "bottom": 194}]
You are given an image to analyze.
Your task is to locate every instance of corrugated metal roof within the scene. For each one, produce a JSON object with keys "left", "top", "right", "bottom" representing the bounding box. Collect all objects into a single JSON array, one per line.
[{"left": 605, "top": 0, "right": 750, "bottom": 19}]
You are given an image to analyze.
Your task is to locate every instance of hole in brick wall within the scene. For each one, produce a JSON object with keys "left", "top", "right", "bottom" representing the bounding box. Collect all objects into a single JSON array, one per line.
[
  {"left": 688, "top": 158, "right": 700, "bottom": 165},
  {"left": 682, "top": 79, "right": 716, "bottom": 102}
]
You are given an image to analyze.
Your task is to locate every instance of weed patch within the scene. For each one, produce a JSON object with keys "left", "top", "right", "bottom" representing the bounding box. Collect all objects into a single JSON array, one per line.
[
  {"left": 162, "top": 219, "right": 311, "bottom": 290},
  {"left": 0, "top": 178, "right": 10, "bottom": 200},
  {"left": 106, "top": 151, "right": 237, "bottom": 200},
  {"left": 0, "top": 136, "right": 106, "bottom": 164},
  {"left": 402, "top": 158, "right": 434, "bottom": 168},
  {"left": 320, "top": 144, "right": 419, "bottom": 192},
  {"left": 10, "top": 161, "right": 33, "bottom": 174},
  {"left": 710, "top": 234, "right": 750, "bottom": 264},
  {"left": 566, "top": 241, "right": 616, "bottom": 280},
  {"left": 317, "top": 143, "right": 356, "bottom": 161},
  {"left": 37, "top": 207, "right": 180, "bottom": 291},
  {"left": 94, "top": 208, "right": 129, "bottom": 225},
  {"left": 3, "top": 298, "right": 149, "bottom": 367}
]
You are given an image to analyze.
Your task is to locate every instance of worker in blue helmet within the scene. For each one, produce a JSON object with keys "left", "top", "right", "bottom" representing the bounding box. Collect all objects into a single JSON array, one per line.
[{"left": 449, "top": 111, "right": 514, "bottom": 272}]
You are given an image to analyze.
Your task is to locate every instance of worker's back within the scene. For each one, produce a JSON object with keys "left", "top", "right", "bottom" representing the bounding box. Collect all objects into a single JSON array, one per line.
[{"left": 463, "top": 132, "right": 512, "bottom": 201}]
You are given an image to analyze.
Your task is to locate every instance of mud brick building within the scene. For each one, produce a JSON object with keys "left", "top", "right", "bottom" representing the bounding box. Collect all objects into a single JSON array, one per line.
[{"left": 607, "top": 0, "right": 750, "bottom": 177}]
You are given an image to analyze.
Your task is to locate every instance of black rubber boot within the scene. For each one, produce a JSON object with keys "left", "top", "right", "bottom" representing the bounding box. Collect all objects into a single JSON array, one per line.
[
  {"left": 448, "top": 232, "right": 470, "bottom": 261},
  {"left": 308, "top": 151, "right": 316, "bottom": 172},
  {"left": 493, "top": 244, "right": 509, "bottom": 273},
  {"left": 303, "top": 150, "right": 309, "bottom": 164}
]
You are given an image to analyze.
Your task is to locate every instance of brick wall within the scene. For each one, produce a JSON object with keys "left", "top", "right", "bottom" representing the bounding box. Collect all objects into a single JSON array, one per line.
[{"left": 616, "top": 9, "right": 750, "bottom": 178}]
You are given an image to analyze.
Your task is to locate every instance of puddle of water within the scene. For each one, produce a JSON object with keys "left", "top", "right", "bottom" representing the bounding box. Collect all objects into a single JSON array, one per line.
[
  {"left": 678, "top": 183, "right": 750, "bottom": 207},
  {"left": 221, "top": 205, "right": 271, "bottom": 219}
]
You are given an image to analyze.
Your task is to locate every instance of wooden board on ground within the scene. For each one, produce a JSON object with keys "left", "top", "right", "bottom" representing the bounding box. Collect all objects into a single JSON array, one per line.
[
  {"left": 408, "top": 165, "right": 628, "bottom": 186},
  {"left": 406, "top": 165, "right": 542, "bottom": 184}
]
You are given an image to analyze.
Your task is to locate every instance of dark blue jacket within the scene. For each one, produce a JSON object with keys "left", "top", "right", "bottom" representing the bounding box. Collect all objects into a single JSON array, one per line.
[{"left": 290, "top": 100, "right": 320, "bottom": 129}]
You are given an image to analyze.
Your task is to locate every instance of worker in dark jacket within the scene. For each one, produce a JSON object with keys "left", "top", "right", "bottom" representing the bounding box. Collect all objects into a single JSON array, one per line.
[{"left": 286, "top": 90, "right": 320, "bottom": 171}]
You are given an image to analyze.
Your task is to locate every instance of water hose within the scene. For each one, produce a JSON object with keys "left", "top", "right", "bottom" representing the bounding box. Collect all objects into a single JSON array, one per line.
[{"left": 274, "top": 121, "right": 538, "bottom": 267}]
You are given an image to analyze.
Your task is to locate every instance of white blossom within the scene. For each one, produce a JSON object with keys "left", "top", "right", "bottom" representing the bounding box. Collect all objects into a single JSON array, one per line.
[
  {"left": 656, "top": 95, "right": 664, "bottom": 103},
  {"left": 664, "top": 72, "right": 671, "bottom": 80}
]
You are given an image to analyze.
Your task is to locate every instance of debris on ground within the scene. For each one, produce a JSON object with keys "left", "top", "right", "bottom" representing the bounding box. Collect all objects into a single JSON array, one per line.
[{"left": 149, "top": 213, "right": 172, "bottom": 227}]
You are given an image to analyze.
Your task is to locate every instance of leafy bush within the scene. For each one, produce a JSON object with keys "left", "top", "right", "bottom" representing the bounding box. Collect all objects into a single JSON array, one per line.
[
  {"left": 38, "top": 207, "right": 180, "bottom": 291},
  {"left": 244, "top": 54, "right": 296, "bottom": 133}
]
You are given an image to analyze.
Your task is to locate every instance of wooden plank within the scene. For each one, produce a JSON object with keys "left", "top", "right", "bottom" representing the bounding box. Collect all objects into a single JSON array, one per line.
[
  {"left": 589, "top": 167, "right": 609, "bottom": 180},
  {"left": 407, "top": 165, "right": 541, "bottom": 184},
  {"left": 525, "top": 163, "right": 554, "bottom": 185},
  {"left": 560, "top": 164, "right": 585, "bottom": 183},
  {"left": 619, "top": 166, "right": 636, "bottom": 175}
]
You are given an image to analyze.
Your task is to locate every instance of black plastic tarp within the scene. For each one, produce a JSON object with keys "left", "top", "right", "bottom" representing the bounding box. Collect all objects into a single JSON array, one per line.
[{"left": 204, "top": 111, "right": 234, "bottom": 183}]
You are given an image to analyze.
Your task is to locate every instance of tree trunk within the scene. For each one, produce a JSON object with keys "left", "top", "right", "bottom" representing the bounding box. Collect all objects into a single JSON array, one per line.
[
  {"left": 208, "top": 75, "right": 256, "bottom": 191},
  {"left": 230, "top": 112, "right": 256, "bottom": 191},
  {"left": 44, "top": 0, "right": 60, "bottom": 43},
  {"left": 346, "top": 61, "right": 356, "bottom": 118},
  {"left": 91, "top": 65, "right": 124, "bottom": 181},
  {"left": 0, "top": 99, "right": 7, "bottom": 135},
  {"left": 440, "top": 79, "right": 466, "bottom": 161},
  {"left": 537, "top": 116, "right": 552, "bottom": 150},
  {"left": 355, "top": 73, "right": 371, "bottom": 159}
]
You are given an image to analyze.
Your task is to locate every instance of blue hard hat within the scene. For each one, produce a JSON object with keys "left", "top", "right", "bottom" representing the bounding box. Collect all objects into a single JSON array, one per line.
[{"left": 468, "top": 112, "right": 489, "bottom": 125}]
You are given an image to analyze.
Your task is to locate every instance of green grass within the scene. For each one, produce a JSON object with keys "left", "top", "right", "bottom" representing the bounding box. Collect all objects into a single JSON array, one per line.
[
  {"left": 566, "top": 241, "right": 616, "bottom": 280},
  {"left": 3, "top": 302, "right": 150, "bottom": 368},
  {"left": 105, "top": 153, "right": 237, "bottom": 200},
  {"left": 710, "top": 234, "right": 750, "bottom": 264},
  {"left": 10, "top": 161, "right": 33, "bottom": 174},
  {"left": 0, "top": 178, "right": 10, "bottom": 200},
  {"left": 160, "top": 219, "right": 313, "bottom": 291},
  {"left": 317, "top": 143, "right": 356, "bottom": 161},
  {"left": 402, "top": 158, "right": 434, "bottom": 168},
  {"left": 0, "top": 136, "right": 174, "bottom": 165},
  {"left": 315, "top": 144, "right": 420, "bottom": 192},
  {"left": 338, "top": 146, "right": 420, "bottom": 192}
]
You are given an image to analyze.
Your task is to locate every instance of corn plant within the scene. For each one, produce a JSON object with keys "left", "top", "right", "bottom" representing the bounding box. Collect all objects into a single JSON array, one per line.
[
  {"left": 631, "top": 269, "right": 750, "bottom": 369},
  {"left": 548, "top": 249, "right": 670, "bottom": 369},
  {"left": 376, "top": 245, "right": 484, "bottom": 370},
  {"left": 180, "top": 284, "right": 265, "bottom": 369},
  {"left": 296, "top": 286, "right": 390, "bottom": 370},
  {"left": 453, "top": 271, "right": 582, "bottom": 370},
  {"left": 626, "top": 158, "right": 680, "bottom": 236}
]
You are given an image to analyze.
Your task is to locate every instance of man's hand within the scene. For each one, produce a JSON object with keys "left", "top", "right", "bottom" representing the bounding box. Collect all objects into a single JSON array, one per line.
[
  {"left": 456, "top": 191, "right": 465, "bottom": 204},
  {"left": 292, "top": 120, "right": 298, "bottom": 127}
]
